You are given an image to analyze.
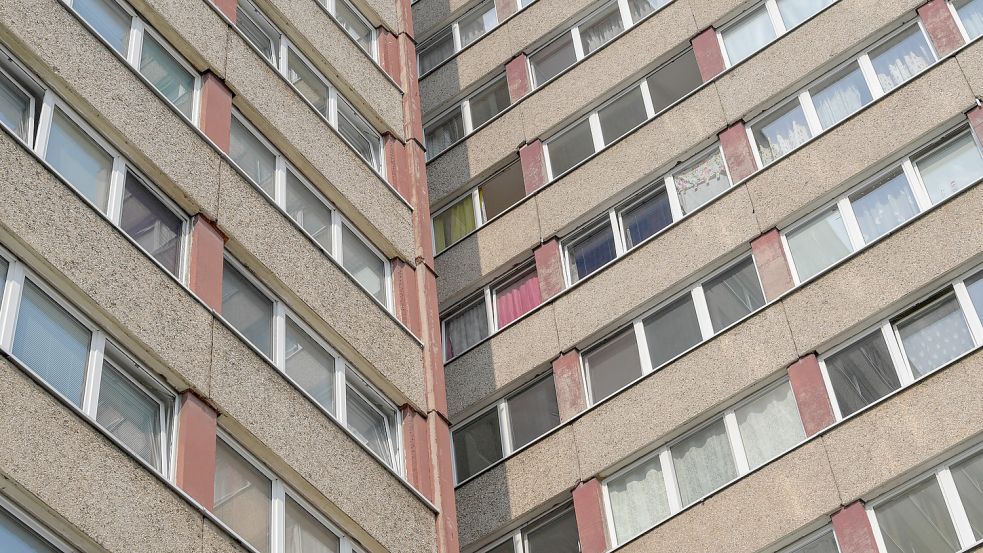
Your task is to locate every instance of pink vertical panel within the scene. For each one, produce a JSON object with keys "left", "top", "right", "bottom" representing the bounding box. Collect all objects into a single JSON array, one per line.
[
  {"left": 494, "top": 269, "right": 542, "bottom": 327},
  {"left": 533, "top": 238, "right": 565, "bottom": 301},
  {"left": 552, "top": 350, "right": 586, "bottom": 421},
  {"left": 751, "top": 228, "right": 795, "bottom": 301},
  {"left": 198, "top": 73, "right": 233, "bottom": 154},
  {"left": 788, "top": 354, "right": 836, "bottom": 436},
  {"left": 573, "top": 479, "right": 608, "bottom": 553},
  {"left": 175, "top": 392, "right": 218, "bottom": 510},
  {"left": 519, "top": 140, "right": 549, "bottom": 194},
  {"left": 506, "top": 54, "right": 531, "bottom": 103},
  {"left": 918, "top": 0, "right": 966, "bottom": 57},
  {"left": 692, "top": 27, "right": 726, "bottom": 81},
  {"left": 719, "top": 121, "right": 759, "bottom": 183},
  {"left": 832, "top": 502, "right": 880, "bottom": 553}
]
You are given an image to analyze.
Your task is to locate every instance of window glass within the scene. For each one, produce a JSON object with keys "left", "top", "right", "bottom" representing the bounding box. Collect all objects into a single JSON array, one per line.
[
  {"left": 494, "top": 270, "right": 541, "bottom": 328},
  {"left": 287, "top": 50, "right": 329, "bottom": 115},
  {"left": 703, "top": 257, "right": 765, "bottom": 332},
  {"left": 579, "top": 2, "right": 624, "bottom": 56},
  {"left": 74, "top": 0, "right": 131, "bottom": 55},
  {"left": 753, "top": 100, "right": 813, "bottom": 166},
  {"left": 236, "top": 0, "right": 279, "bottom": 65},
  {"left": 469, "top": 77, "right": 511, "bottom": 128},
  {"left": 341, "top": 224, "right": 386, "bottom": 304},
  {"left": 966, "top": 271, "right": 983, "bottom": 320},
  {"left": 585, "top": 327, "right": 642, "bottom": 403},
  {"left": 230, "top": 117, "right": 276, "bottom": 197},
  {"left": 285, "top": 170, "right": 333, "bottom": 250},
  {"left": 507, "top": 374, "right": 559, "bottom": 448},
  {"left": 621, "top": 188, "right": 672, "bottom": 249},
  {"left": 453, "top": 407, "right": 502, "bottom": 481},
  {"left": 627, "top": 0, "right": 668, "bottom": 22},
  {"left": 776, "top": 0, "right": 835, "bottom": 29},
  {"left": 214, "top": 439, "right": 272, "bottom": 553},
  {"left": 525, "top": 508, "right": 579, "bottom": 553},
  {"left": 597, "top": 87, "right": 647, "bottom": 145},
  {"left": 0, "top": 505, "right": 60, "bottom": 552},
  {"left": 530, "top": 33, "right": 577, "bottom": 85},
  {"left": 0, "top": 71, "right": 31, "bottom": 142},
  {"left": 786, "top": 531, "right": 840, "bottom": 553},
  {"left": 140, "top": 34, "right": 195, "bottom": 118},
  {"left": 418, "top": 30, "right": 454, "bottom": 75},
  {"left": 120, "top": 172, "right": 183, "bottom": 275},
  {"left": 869, "top": 26, "right": 936, "bottom": 93},
  {"left": 337, "top": 98, "right": 380, "bottom": 169},
  {"left": 45, "top": 108, "right": 113, "bottom": 212},
  {"left": 607, "top": 455, "right": 670, "bottom": 543},
  {"left": 335, "top": 0, "right": 373, "bottom": 54},
  {"left": 485, "top": 541, "right": 514, "bottom": 553},
  {"left": 425, "top": 110, "right": 465, "bottom": 160},
  {"left": 444, "top": 299, "right": 488, "bottom": 359},
  {"left": 221, "top": 262, "right": 274, "bottom": 358},
  {"left": 671, "top": 419, "right": 737, "bottom": 506},
  {"left": 548, "top": 119, "right": 595, "bottom": 176},
  {"left": 284, "top": 496, "right": 340, "bottom": 553},
  {"left": 97, "top": 346, "right": 164, "bottom": 470},
  {"left": 735, "top": 382, "right": 804, "bottom": 469},
  {"left": 825, "top": 331, "right": 901, "bottom": 417},
  {"left": 12, "top": 281, "right": 91, "bottom": 406},
  {"left": 915, "top": 132, "right": 983, "bottom": 205},
  {"left": 786, "top": 207, "right": 852, "bottom": 281},
  {"left": 643, "top": 294, "right": 702, "bottom": 369},
  {"left": 285, "top": 318, "right": 336, "bottom": 413},
  {"left": 810, "top": 62, "right": 872, "bottom": 129},
  {"left": 433, "top": 195, "right": 476, "bottom": 252},
  {"left": 721, "top": 6, "right": 776, "bottom": 65},
  {"left": 951, "top": 450, "right": 983, "bottom": 539},
  {"left": 566, "top": 221, "right": 616, "bottom": 283},
  {"left": 459, "top": 2, "right": 497, "bottom": 47},
  {"left": 0, "top": 258, "right": 6, "bottom": 283},
  {"left": 346, "top": 376, "right": 394, "bottom": 466},
  {"left": 874, "top": 478, "right": 960, "bottom": 553},
  {"left": 646, "top": 48, "right": 702, "bottom": 114},
  {"left": 956, "top": 0, "right": 983, "bottom": 39},
  {"left": 849, "top": 169, "right": 919, "bottom": 243},
  {"left": 480, "top": 162, "right": 525, "bottom": 220},
  {"left": 673, "top": 147, "right": 731, "bottom": 214},
  {"left": 897, "top": 294, "right": 974, "bottom": 378}
]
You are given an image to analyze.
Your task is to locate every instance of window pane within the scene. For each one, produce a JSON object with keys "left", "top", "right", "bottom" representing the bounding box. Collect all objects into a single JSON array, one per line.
[
  {"left": 810, "top": 63, "right": 873, "bottom": 129},
  {"left": 0, "top": 72, "right": 31, "bottom": 142},
  {"left": 230, "top": 117, "right": 276, "bottom": 197},
  {"left": 525, "top": 508, "right": 579, "bottom": 553},
  {"left": 621, "top": 188, "right": 672, "bottom": 249},
  {"left": 566, "top": 222, "right": 616, "bottom": 283},
  {"left": 870, "top": 26, "right": 936, "bottom": 93},
  {"left": 285, "top": 318, "right": 335, "bottom": 414},
  {"left": 97, "top": 345, "right": 164, "bottom": 469},
  {"left": 287, "top": 50, "right": 329, "bottom": 115},
  {"left": 453, "top": 408, "right": 502, "bottom": 481},
  {"left": 703, "top": 257, "right": 765, "bottom": 332},
  {"left": 285, "top": 496, "right": 340, "bottom": 553},
  {"left": 12, "top": 281, "right": 90, "bottom": 406},
  {"left": 956, "top": 0, "right": 983, "bottom": 40},
  {"left": 337, "top": 98, "right": 381, "bottom": 169},
  {"left": 548, "top": 119, "right": 595, "bottom": 176},
  {"left": 74, "top": 0, "right": 131, "bottom": 55},
  {"left": 0, "top": 505, "right": 60, "bottom": 553},
  {"left": 418, "top": 30, "right": 454, "bottom": 75},
  {"left": 341, "top": 224, "right": 386, "bottom": 304},
  {"left": 45, "top": 108, "right": 113, "bottom": 212},
  {"left": 849, "top": 169, "right": 919, "bottom": 243},
  {"left": 507, "top": 374, "right": 559, "bottom": 448},
  {"left": 494, "top": 270, "right": 541, "bottom": 328},
  {"left": 531, "top": 33, "right": 577, "bottom": 85},
  {"left": 952, "top": 450, "right": 983, "bottom": 539},
  {"left": 787, "top": 531, "right": 840, "bottom": 553},
  {"left": 646, "top": 48, "right": 702, "bottom": 114},
  {"left": 120, "top": 172, "right": 183, "bottom": 275},
  {"left": 825, "top": 331, "right": 901, "bottom": 417},
  {"left": 236, "top": 0, "right": 278, "bottom": 64},
  {"left": 627, "top": 0, "right": 668, "bottom": 22},
  {"left": 753, "top": 100, "right": 813, "bottom": 166},
  {"left": 140, "top": 34, "right": 195, "bottom": 118},
  {"left": 585, "top": 327, "right": 642, "bottom": 403},
  {"left": 671, "top": 419, "right": 737, "bottom": 506},
  {"left": 579, "top": 2, "right": 624, "bottom": 56},
  {"left": 335, "top": 0, "right": 373, "bottom": 54},
  {"left": 786, "top": 207, "right": 852, "bottom": 281},
  {"left": 443, "top": 299, "right": 488, "bottom": 359},
  {"left": 433, "top": 195, "right": 476, "bottom": 252},
  {"left": 915, "top": 132, "right": 983, "bottom": 205},
  {"left": 0, "top": 258, "right": 6, "bottom": 283},
  {"left": 597, "top": 87, "right": 646, "bottom": 145},
  {"left": 776, "top": 0, "right": 835, "bottom": 28},
  {"left": 607, "top": 456, "right": 670, "bottom": 543},
  {"left": 485, "top": 540, "right": 515, "bottom": 553},
  {"left": 673, "top": 147, "right": 731, "bottom": 214},
  {"left": 643, "top": 294, "right": 702, "bottom": 369},
  {"left": 469, "top": 77, "right": 510, "bottom": 128},
  {"left": 875, "top": 478, "right": 960, "bottom": 553},
  {"left": 735, "top": 382, "right": 804, "bottom": 469},
  {"left": 480, "top": 162, "right": 525, "bottom": 220},
  {"left": 214, "top": 440, "right": 272, "bottom": 553},
  {"left": 897, "top": 294, "right": 974, "bottom": 377},
  {"left": 967, "top": 271, "right": 983, "bottom": 320},
  {"left": 221, "top": 262, "right": 274, "bottom": 358},
  {"left": 424, "top": 109, "right": 465, "bottom": 160},
  {"left": 285, "top": 170, "right": 333, "bottom": 250},
  {"left": 459, "top": 2, "right": 497, "bottom": 47},
  {"left": 721, "top": 6, "right": 776, "bottom": 65},
  {"left": 346, "top": 377, "right": 394, "bottom": 466}
]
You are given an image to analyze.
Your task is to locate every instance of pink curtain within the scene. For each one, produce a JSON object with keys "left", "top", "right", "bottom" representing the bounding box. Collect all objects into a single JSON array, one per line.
[{"left": 496, "top": 271, "right": 542, "bottom": 328}]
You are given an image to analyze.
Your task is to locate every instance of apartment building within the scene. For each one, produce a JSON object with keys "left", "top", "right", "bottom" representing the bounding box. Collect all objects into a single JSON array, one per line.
[{"left": 417, "top": 0, "right": 983, "bottom": 551}]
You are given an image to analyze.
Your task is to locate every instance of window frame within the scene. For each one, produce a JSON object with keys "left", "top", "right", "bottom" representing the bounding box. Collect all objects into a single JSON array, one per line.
[
  {"left": 0, "top": 61, "right": 38, "bottom": 146},
  {"left": 423, "top": 73, "right": 509, "bottom": 160},
  {"left": 417, "top": 0, "right": 498, "bottom": 77},
  {"left": 949, "top": 0, "right": 983, "bottom": 43},
  {"left": 0, "top": 495, "right": 78, "bottom": 552},
  {"left": 774, "top": 527, "right": 841, "bottom": 553},
  {"left": 475, "top": 502, "right": 576, "bottom": 553},
  {"left": 716, "top": 0, "right": 840, "bottom": 68},
  {"left": 319, "top": 0, "right": 379, "bottom": 61}
]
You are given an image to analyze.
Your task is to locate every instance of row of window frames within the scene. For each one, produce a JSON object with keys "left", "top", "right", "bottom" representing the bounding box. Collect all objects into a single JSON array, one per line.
[
  {"left": 716, "top": 0, "right": 838, "bottom": 68},
  {"left": 228, "top": 110, "right": 393, "bottom": 307},
  {"left": 235, "top": 0, "right": 385, "bottom": 173},
  {"left": 239, "top": 0, "right": 379, "bottom": 60},
  {"left": 477, "top": 503, "right": 581, "bottom": 553}
]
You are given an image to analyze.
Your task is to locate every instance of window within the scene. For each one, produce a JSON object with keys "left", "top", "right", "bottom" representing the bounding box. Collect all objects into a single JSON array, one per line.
[
  {"left": 337, "top": 97, "right": 383, "bottom": 170},
  {"left": 868, "top": 24, "right": 936, "bottom": 93},
  {"left": 776, "top": 0, "right": 835, "bottom": 28},
  {"left": 346, "top": 372, "right": 399, "bottom": 466},
  {"left": 584, "top": 327, "right": 643, "bottom": 404},
  {"left": 424, "top": 73, "right": 510, "bottom": 158},
  {"left": 751, "top": 98, "right": 813, "bottom": 166},
  {"left": 418, "top": 29, "right": 455, "bottom": 75},
  {"left": 823, "top": 329, "right": 901, "bottom": 418},
  {"left": 323, "top": 0, "right": 377, "bottom": 58},
  {"left": 417, "top": 1, "right": 497, "bottom": 75},
  {"left": 670, "top": 147, "right": 732, "bottom": 214},
  {"left": 564, "top": 219, "right": 617, "bottom": 284},
  {"left": 912, "top": 131, "right": 983, "bottom": 204},
  {"left": 340, "top": 223, "right": 389, "bottom": 304},
  {"left": 809, "top": 62, "right": 873, "bottom": 130},
  {"left": 237, "top": 0, "right": 280, "bottom": 64},
  {"left": 469, "top": 76, "right": 511, "bottom": 128},
  {"left": 848, "top": 169, "right": 919, "bottom": 243},
  {"left": 896, "top": 294, "right": 974, "bottom": 377},
  {"left": 785, "top": 206, "right": 853, "bottom": 282},
  {"left": 424, "top": 110, "right": 465, "bottom": 160},
  {"left": 546, "top": 119, "right": 595, "bottom": 177},
  {"left": 733, "top": 378, "right": 804, "bottom": 468},
  {"left": 230, "top": 114, "right": 277, "bottom": 196},
  {"left": 579, "top": 2, "right": 624, "bottom": 56},
  {"left": 606, "top": 453, "right": 671, "bottom": 542},
  {"left": 222, "top": 260, "right": 275, "bottom": 357},
  {"left": 284, "top": 318, "right": 336, "bottom": 412},
  {"left": 481, "top": 504, "right": 579, "bottom": 553},
  {"left": 597, "top": 87, "right": 647, "bottom": 145},
  {"left": 453, "top": 407, "right": 503, "bottom": 482},
  {"left": 645, "top": 48, "right": 702, "bottom": 115},
  {"left": 433, "top": 195, "right": 477, "bottom": 252},
  {"left": 642, "top": 294, "right": 703, "bottom": 369},
  {"left": 778, "top": 529, "right": 840, "bottom": 553},
  {"left": 530, "top": 33, "right": 577, "bottom": 85},
  {"left": 442, "top": 298, "right": 489, "bottom": 359},
  {"left": 0, "top": 498, "right": 75, "bottom": 552},
  {"left": 431, "top": 161, "right": 525, "bottom": 254},
  {"left": 459, "top": 1, "right": 497, "bottom": 46},
  {"left": 620, "top": 187, "right": 672, "bottom": 249},
  {"left": 702, "top": 256, "right": 766, "bottom": 332},
  {"left": 954, "top": 0, "right": 983, "bottom": 40},
  {"left": 44, "top": 107, "right": 114, "bottom": 211},
  {"left": 0, "top": 66, "right": 35, "bottom": 143},
  {"left": 67, "top": 0, "right": 200, "bottom": 120},
  {"left": 720, "top": 0, "right": 836, "bottom": 66}
]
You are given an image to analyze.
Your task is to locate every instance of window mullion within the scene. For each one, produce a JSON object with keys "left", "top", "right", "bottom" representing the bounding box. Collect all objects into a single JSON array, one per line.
[
  {"left": 81, "top": 330, "right": 107, "bottom": 418},
  {"left": 633, "top": 319, "right": 654, "bottom": 375},
  {"left": 765, "top": 0, "right": 787, "bottom": 34},
  {"left": 331, "top": 210, "right": 343, "bottom": 260},
  {"left": 461, "top": 101, "right": 474, "bottom": 134},
  {"left": 334, "top": 355, "right": 347, "bottom": 421},
  {"left": 571, "top": 28, "right": 585, "bottom": 60},
  {"left": 274, "top": 156, "right": 287, "bottom": 207},
  {"left": 837, "top": 197, "right": 866, "bottom": 251},
  {"left": 779, "top": 232, "right": 801, "bottom": 285},
  {"left": 723, "top": 411, "right": 751, "bottom": 475},
  {"left": 817, "top": 357, "right": 845, "bottom": 421},
  {"left": 902, "top": 158, "right": 933, "bottom": 212},
  {"left": 954, "top": 281, "right": 983, "bottom": 345},
  {"left": 484, "top": 287, "right": 496, "bottom": 332},
  {"left": 498, "top": 401, "right": 514, "bottom": 455},
  {"left": 328, "top": 88, "right": 339, "bottom": 128},
  {"left": 660, "top": 448, "right": 682, "bottom": 513},
  {"left": 664, "top": 176, "right": 684, "bottom": 221},
  {"left": 127, "top": 18, "right": 145, "bottom": 66},
  {"left": 616, "top": 0, "right": 633, "bottom": 28},
  {"left": 857, "top": 53, "right": 885, "bottom": 98},
  {"left": 0, "top": 261, "right": 25, "bottom": 351},
  {"left": 34, "top": 91, "right": 56, "bottom": 157},
  {"left": 937, "top": 468, "right": 978, "bottom": 547},
  {"left": 471, "top": 188, "right": 483, "bottom": 226},
  {"left": 274, "top": 303, "right": 287, "bottom": 369},
  {"left": 745, "top": 123, "right": 765, "bottom": 171},
  {"left": 271, "top": 480, "right": 286, "bottom": 553},
  {"left": 882, "top": 322, "right": 915, "bottom": 386},
  {"left": 867, "top": 506, "right": 889, "bottom": 553},
  {"left": 691, "top": 286, "right": 715, "bottom": 340},
  {"left": 639, "top": 80, "right": 656, "bottom": 119},
  {"left": 451, "top": 23, "right": 463, "bottom": 51},
  {"left": 799, "top": 91, "right": 824, "bottom": 136},
  {"left": 107, "top": 157, "right": 127, "bottom": 223},
  {"left": 609, "top": 209, "right": 626, "bottom": 256},
  {"left": 588, "top": 113, "right": 605, "bottom": 152}
]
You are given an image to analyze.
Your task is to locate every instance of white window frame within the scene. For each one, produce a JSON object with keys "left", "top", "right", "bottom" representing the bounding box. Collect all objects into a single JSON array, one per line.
[
  {"left": 774, "top": 527, "right": 841, "bottom": 553},
  {"left": 560, "top": 214, "right": 619, "bottom": 287},
  {"left": 0, "top": 495, "right": 78, "bottom": 552},
  {"left": 321, "top": 0, "right": 379, "bottom": 61},
  {"left": 717, "top": 0, "right": 842, "bottom": 68},
  {"left": 417, "top": 0, "right": 498, "bottom": 76},
  {"left": 0, "top": 60, "right": 39, "bottom": 147},
  {"left": 423, "top": 73, "right": 509, "bottom": 159},
  {"left": 948, "top": 0, "right": 981, "bottom": 43},
  {"left": 475, "top": 503, "right": 576, "bottom": 553}
]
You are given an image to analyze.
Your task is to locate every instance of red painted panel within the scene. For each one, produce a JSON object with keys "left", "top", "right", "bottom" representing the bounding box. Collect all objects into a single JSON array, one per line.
[
  {"left": 750, "top": 229, "right": 795, "bottom": 302},
  {"left": 198, "top": 73, "right": 233, "bottom": 154},
  {"left": 495, "top": 0, "right": 517, "bottom": 22},
  {"left": 506, "top": 54, "right": 530, "bottom": 103},
  {"left": 213, "top": 0, "right": 236, "bottom": 22},
  {"left": 692, "top": 27, "right": 726, "bottom": 82},
  {"left": 533, "top": 238, "right": 565, "bottom": 301},
  {"left": 175, "top": 391, "right": 218, "bottom": 510},
  {"left": 918, "top": 0, "right": 965, "bottom": 57},
  {"left": 788, "top": 354, "right": 836, "bottom": 436},
  {"left": 552, "top": 350, "right": 586, "bottom": 422},
  {"left": 832, "top": 502, "right": 880, "bottom": 553},
  {"left": 968, "top": 105, "right": 983, "bottom": 140},
  {"left": 719, "top": 121, "right": 758, "bottom": 183},
  {"left": 573, "top": 479, "right": 608, "bottom": 553},
  {"left": 519, "top": 140, "right": 548, "bottom": 195},
  {"left": 401, "top": 406, "right": 435, "bottom": 501},
  {"left": 188, "top": 215, "right": 226, "bottom": 312}
]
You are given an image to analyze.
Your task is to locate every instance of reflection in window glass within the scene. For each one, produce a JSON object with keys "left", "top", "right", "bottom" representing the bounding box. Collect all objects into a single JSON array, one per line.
[
  {"left": 418, "top": 30, "right": 454, "bottom": 75},
  {"left": 0, "top": 71, "right": 31, "bottom": 142},
  {"left": 915, "top": 132, "right": 983, "bottom": 205},
  {"left": 597, "top": 87, "right": 647, "bottom": 145},
  {"left": 786, "top": 207, "right": 852, "bottom": 281},
  {"left": 531, "top": 33, "right": 577, "bottom": 85},
  {"left": 627, "top": 0, "right": 669, "bottom": 22},
  {"left": 897, "top": 294, "right": 974, "bottom": 378},
  {"left": 424, "top": 110, "right": 465, "bottom": 160},
  {"left": 284, "top": 496, "right": 340, "bottom": 553},
  {"left": 673, "top": 148, "right": 731, "bottom": 214},
  {"left": 507, "top": 374, "right": 559, "bottom": 448},
  {"left": 221, "top": 262, "right": 274, "bottom": 358},
  {"left": 230, "top": 117, "right": 276, "bottom": 197},
  {"left": 753, "top": 100, "right": 813, "bottom": 166},
  {"left": 646, "top": 48, "right": 703, "bottom": 115},
  {"left": 139, "top": 33, "right": 195, "bottom": 118},
  {"left": 74, "top": 0, "right": 131, "bottom": 55},
  {"left": 849, "top": 169, "right": 918, "bottom": 243},
  {"left": 585, "top": 328, "right": 642, "bottom": 403},
  {"left": 0, "top": 504, "right": 60, "bottom": 552},
  {"left": 97, "top": 350, "right": 163, "bottom": 470},
  {"left": 337, "top": 98, "right": 381, "bottom": 170},
  {"left": 643, "top": 294, "right": 702, "bottom": 369},
  {"left": 287, "top": 50, "right": 329, "bottom": 115},
  {"left": 721, "top": 6, "right": 776, "bottom": 65},
  {"left": 346, "top": 377, "right": 394, "bottom": 466},
  {"left": 285, "top": 170, "right": 333, "bottom": 250},
  {"left": 444, "top": 299, "right": 488, "bottom": 359},
  {"left": 214, "top": 440, "right": 272, "bottom": 553},
  {"left": 480, "top": 162, "right": 525, "bottom": 220},
  {"left": 810, "top": 63, "right": 872, "bottom": 129},
  {"left": 671, "top": 419, "right": 737, "bottom": 506},
  {"left": 825, "top": 331, "right": 901, "bottom": 417},
  {"left": 433, "top": 195, "right": 476, "bottom": 252},
  {"left": 951, "top": 450, "right": 983, "bottom": 540},
  {"left": 579, "top": 3, "right": 624, "bottom": 56},
  {"left": 703, "top": 257, "right": 764, "bottom": 332},
  {"left": 621, "top": 188, "right": 672, "bottom": 249},
  {"left": 285, "top": 318, "right": 336, "bottom": 413},
  {"left": 776, "top": 0, "right": 835, "bottom": 29},
  {"left": 453, "top": 408, "right": 502, "bottom": 481},
  {"left": 45, "top": 108, "right": 113, "bottom": 212},
  {"left": 548, "top": 119, "right": 596, "bottom": 176},
  {"left": 459, "top": 2, "right": 497, "bottom": 47},
  {"left": 342, "top": 225, "right": 386, "bottom": 304},
  {"left": 874, "top": 478, "right": 960, "bottom": 553},
  {"left": 869, "top": 26, "right": 935, "bottom": 93},
  {"left": 335, "top": 0, "right": 373, "bottom": 54},
  {"left": 237, "top": 0, "right": 279, "bottom": 64},
  {"left": 469, "top": 77, "right": 511, "bottom": 128},
  {"left": 735, "top": 382, "right": 804, "bottom": 469},
  {"left": 566, "top": 222, "right": 616, "bottom": 283},
  {"left": 956, "top": 0, "right": 983, "bottom": 40},
  {"left": 120, "top": 172, "right": 183, "bottom": 276},
  {"left": 607, "top": 455, "right": 670, "bottom": 543}
]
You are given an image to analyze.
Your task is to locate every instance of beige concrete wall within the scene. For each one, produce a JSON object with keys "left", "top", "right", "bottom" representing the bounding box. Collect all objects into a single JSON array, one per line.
[{"left": 412, "top": 0, "right": 476, "bottom": 40}]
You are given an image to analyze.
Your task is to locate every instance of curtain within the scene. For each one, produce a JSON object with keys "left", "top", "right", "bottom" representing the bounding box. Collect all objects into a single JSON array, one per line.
[
  {"left": 951, "top": 451, "right": 983, "bottom": 539},
  {"left": 756, "top": 104, "right": 813, "bottom": 165},
  {"left": 968, "top": 274, "right": 983, "bottom": 321},
  {"left": 74, "top": 0, "right": 131, "bottom": 54},
  {"left": 787, "top": 208, "right": 852, "bottom": 281},
  {"left": 897, "top": 296, "right": 974, "bottom": 377},
  {"left": 96, "top": 359, "right": 162, "bottom": 470},
  {"left": 643, "top": 295, "right": 702, "bottom": 369},
  {"left": 120, "top": 172, "right": 183, "bottom": 275},
  {"left": 627, "top": 0, "right": 668, "bottom": 22},
  {"left": 444, "top": 301, "right": 489, "bottom": 358},
  {"left": 579, "top": 4, "right": 624, "bottom": 55},
  {"left": 569, "top": 225, "right": 617, "bottom": 282},
  {"left": 703, "top": 258, "right": 765, "bottom": 332},
  {"left": 851, "top": 171, "right": 919, "bottom": 243},
  {"left": 623, "top": 190, "right": 672, "bottom": 248},
  {"left": 916, "top": 133, "right": 983, "bottom": 205},
  {"left": 674, "top": 149, "right": 731, "bottom": 214},
  {"left": 495, "top": 271, "right": 541, "bottom": 328},
  {"left": 959, "top": 0, "right": 983, "bottom": 40},
  {"left": 722, "top": 7, "right": 776, "bottom": 64},
  {"left": 671, "top": 419, "right": 737, "bottom": 506},
  {"left": 607, "top": 456, "right": 671, "bottom": 543},
  {"left": 425, "top": 111, "right": 465, "bottom": 159},
  {"left": 876, "top": 478, "right": 961, "bottom": 553},
  {"left": 459, "top": 4, "right": 496, "bottom": 47},
  {"left": 826, "top": 331, "right": 902, "bottom": 417},
  {"left": 285, "top": 497, "right": 341, "bottom": 553},
  {"left": 453, "top": 409, "right": 502, "bottom": 480},
  {"left": 284, "top": 319, "right": 336, "bottom": 413},
  {"left": 812, "top": 65, "right": 872, "bottom": 129},
  {"left": 735, "top": 382, "right": 805, "bottom": 469},
  {"left": 0, "top": 73, "right": 30, "bottom": 141},
  {"left": 872, "top": 30, "right": 934, "bottom": 93},
  {"left": 419, "top": 32, "right": 455, "bottom": 74},
  {"left": 585, "top": 329, "right": 643, "bottom": 403},
  {"left": 507, "top": 375, "right": 559, "bottom": 448},
  {"left": 434, "top": 196, "right": 476, "bottom": 252}
]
